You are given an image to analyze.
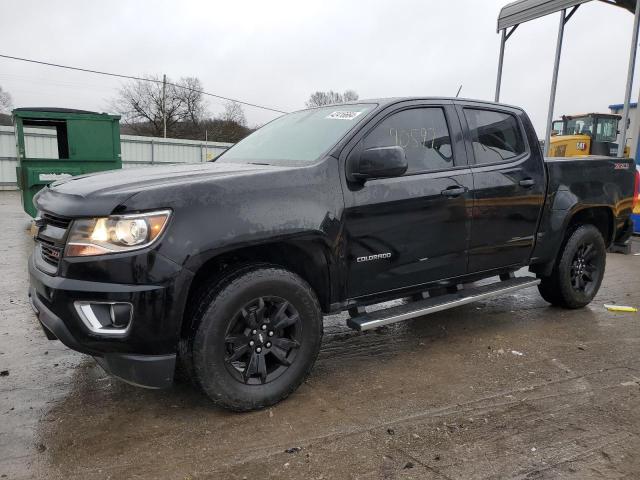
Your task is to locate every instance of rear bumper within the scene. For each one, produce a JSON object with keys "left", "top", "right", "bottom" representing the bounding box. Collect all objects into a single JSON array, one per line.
[{"left": 30, "top": 287, "right": 176, "bottom": 388}]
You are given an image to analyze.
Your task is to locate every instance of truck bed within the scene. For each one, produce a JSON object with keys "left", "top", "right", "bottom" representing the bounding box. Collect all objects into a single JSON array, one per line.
[{"left": 529, "top": 155, "right": 637, "bottom": 265}]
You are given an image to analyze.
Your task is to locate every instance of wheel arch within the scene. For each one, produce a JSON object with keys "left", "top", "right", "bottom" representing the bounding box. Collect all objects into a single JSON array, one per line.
[
  {"left": 180, "top": 238, "right": 334, "bottom": 339},
  {"left": 531, "top": 204, "right": 614, "bottom": 277},
  {"left": 563, "top": 206, "right": 615, "bottom": 247}
]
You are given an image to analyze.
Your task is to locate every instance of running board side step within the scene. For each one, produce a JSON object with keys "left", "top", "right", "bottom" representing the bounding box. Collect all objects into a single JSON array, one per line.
[{"left": 347, "top": 277, "right": 540, "bottom": 331}]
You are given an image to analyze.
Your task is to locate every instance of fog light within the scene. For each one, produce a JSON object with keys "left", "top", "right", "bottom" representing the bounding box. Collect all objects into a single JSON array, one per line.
[
  {"left": 109, "top": 304, "right": 132, "bottom": 328},
  {"left": 74, "top": 301, "right": 132, "bottom": 335}
]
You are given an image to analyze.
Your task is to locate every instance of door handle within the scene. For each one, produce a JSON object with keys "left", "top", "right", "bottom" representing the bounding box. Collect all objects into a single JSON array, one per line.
[
  {"left": 441, "top": 186, "right": 467, "bottom": 198},
  {"left": 519, "top": 178, "right": 535, "bottom": 188}
]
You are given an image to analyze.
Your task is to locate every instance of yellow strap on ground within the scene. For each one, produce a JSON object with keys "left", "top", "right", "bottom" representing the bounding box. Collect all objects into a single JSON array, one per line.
[{"left": 604, "top": 304, "right": 638, "bottom": 313}]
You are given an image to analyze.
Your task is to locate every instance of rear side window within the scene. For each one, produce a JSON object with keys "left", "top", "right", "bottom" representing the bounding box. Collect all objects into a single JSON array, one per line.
[
  {"left": 363, "top": 107, "right": 454, "bottom": 174},
  {"left": 463, "top": 109, "right": 525, "bottom": 164}
]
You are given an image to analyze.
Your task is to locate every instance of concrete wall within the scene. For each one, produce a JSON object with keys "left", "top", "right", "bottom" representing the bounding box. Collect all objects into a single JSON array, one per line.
[{"left": 0, "top": 125, "right": 233, "bottom": 190}]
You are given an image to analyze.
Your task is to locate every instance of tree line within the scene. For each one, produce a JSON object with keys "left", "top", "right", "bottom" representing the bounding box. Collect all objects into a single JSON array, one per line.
[
  {"left": 0, "top": 81, "right": 359, "bottom": 143},
  {"left": 113, "top": 78, "right": 360, "bottom": 143},
  {"left": 111, "top": 75, "right": 252, "bottom": 143}
]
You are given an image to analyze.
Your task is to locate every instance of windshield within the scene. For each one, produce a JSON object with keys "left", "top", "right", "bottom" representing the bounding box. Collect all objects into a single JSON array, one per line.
[
  {"left": 565, "top": 116, "right": 594, "bottom": 136},
  {"left": 217, "top": 104, "right": 375, "bottom": 165},
  {"left": 595, "top": 117, "right": 619, "bottom": 143}
]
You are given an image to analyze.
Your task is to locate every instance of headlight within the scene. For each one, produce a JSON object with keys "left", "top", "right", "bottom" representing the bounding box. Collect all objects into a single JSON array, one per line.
[{"left": 65, "top": 210, "right": 171, "bottom": 257}]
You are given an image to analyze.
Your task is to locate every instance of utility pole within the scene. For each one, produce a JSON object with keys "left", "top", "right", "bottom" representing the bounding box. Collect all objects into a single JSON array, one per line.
[{"left": 162, "top": 74, "right": 167, "bottom": 138}]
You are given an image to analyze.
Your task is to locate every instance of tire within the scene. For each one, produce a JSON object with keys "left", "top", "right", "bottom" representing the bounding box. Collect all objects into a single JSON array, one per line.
[
  {"left": 538, "top": 224, "right": 606, "bottom": 309},
  {"left": 188, "top": 265, "right": 323, "bottom": 411},
  {"left": 178, "top": 263, "right": 269, "bottom": 387}
]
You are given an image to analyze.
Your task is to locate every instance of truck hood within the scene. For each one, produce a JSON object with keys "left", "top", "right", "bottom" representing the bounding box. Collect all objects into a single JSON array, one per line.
[{"left": 34, "top": 162, "right": 283, "bottom": 217}]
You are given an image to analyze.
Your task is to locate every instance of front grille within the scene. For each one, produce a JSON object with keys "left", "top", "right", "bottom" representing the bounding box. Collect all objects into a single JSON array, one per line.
[
  {"left": 42, "top": 213, "right": 71, "bottom": 229},
  {"left": 36, "top": 212, "right": 72, "bottom": 271},
  {"left": 39, "top": 239, "right": 63, "bottom": 266}
]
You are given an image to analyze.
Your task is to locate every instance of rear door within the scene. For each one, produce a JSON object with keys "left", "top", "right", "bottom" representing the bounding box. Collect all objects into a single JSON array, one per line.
[
  {"left": 341, "top": 100, "right": 473, "bottom": 298},
  {"left": 457, "top": 102, "right": 545, "bottom": 272}
]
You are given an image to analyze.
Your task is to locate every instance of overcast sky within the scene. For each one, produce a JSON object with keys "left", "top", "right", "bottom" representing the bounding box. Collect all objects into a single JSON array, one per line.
[{"left": 1, "top": 0, "right": 638, "bottom": 137}]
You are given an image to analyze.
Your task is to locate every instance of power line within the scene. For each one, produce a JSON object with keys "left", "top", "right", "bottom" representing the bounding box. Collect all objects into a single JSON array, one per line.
[{"left": 0, "top": 53, "right": 288, "bottom": 114}]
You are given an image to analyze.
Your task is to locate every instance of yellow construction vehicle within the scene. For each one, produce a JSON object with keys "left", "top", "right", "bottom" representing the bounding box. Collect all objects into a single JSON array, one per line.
[{"left": 549, "top": 113, "right": 629, "bottom": 157}]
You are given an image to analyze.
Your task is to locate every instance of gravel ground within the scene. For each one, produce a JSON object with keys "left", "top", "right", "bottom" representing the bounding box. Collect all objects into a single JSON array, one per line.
[{"left": 1, "top": 190, "right": 639, "bottom": 480}]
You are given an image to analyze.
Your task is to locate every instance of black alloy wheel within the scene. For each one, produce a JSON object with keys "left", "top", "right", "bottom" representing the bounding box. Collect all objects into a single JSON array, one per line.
[
  {"left": 569, "top": 241, "right": 601, "bottom": 296},
  {"left": 537, "top": 224, "right": 606, "bottom": 309},
  {"left": 224, "top": 296, "right": 302, "bottom": 385},
  {"left": 187, "top": 265, "right": 323, "bottom": 411}
]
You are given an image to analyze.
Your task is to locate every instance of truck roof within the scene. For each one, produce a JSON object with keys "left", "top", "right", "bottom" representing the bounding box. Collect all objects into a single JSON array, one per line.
[
  {"left": 561, "top": 113, "right": 621, "bottom": 120},
  {"left": 316, "top": 96, "right": 524, "bottom": 111}
]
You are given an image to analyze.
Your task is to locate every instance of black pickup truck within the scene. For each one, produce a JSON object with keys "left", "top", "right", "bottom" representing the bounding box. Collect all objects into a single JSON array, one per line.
[{"left": 28, "top": 98, "right": 638, "bottom": 411}]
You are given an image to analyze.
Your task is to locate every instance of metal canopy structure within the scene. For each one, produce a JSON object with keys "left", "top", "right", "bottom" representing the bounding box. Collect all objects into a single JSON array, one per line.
[
  {"left": 497, "top": 0, "right": 635, "bottom": 30},
  {"left": 495, "top": 0, "right": 640, "bottom": 157}
]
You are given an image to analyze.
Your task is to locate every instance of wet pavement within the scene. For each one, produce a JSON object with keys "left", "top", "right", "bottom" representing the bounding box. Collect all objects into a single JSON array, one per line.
[{"left": 1, "top": 189, "right": 640, "bottom": 479}]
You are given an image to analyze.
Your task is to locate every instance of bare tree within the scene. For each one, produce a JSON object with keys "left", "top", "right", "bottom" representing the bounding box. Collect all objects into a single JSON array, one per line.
[
  {"left": 306, "top": 91, "right": 340, "bottom": 107},
  {"left": 305, "top": 90, "right": 359, "bottom": 108},
  {"left": 221, "top": 101, "right": 247, "bottom": 126},
  {"left": 181, "top": 77, "right": 206, "bottom": 125},
  {"left": 199, "top": 102, "right": 251, "bottom": 144},
  {"left": 111, "top": 75, "right": 206, "bottom": 137},
  {"left": 342, "top": 90, "right": 359, "bottom": 102},
  {"left": 202, "top": 117, "right": 252, "bottom": 144},
  {"left": 0, "top": 85, "right": 13, "bottom": 114}
]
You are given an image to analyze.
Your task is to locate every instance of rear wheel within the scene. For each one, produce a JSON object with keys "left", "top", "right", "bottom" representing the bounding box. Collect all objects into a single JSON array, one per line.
[
  {"left": 538, "top": 225, "right": 606, "bottom": 309},
  {"left": 188, "top": 266, "right": 322, "bottom": 411}
]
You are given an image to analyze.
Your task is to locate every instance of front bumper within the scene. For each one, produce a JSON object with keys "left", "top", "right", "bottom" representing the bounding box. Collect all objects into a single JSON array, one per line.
[
  {"left": 28, "top": 252, "right": 191, "bottom": 388},
  {"left": 30, "top": 289, "right": 175, "bottom": 388}
]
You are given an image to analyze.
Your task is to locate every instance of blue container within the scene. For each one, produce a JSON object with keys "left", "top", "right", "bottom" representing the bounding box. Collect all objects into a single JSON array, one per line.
[{"left": 633, "top": 214, "right": 640, "bottom": 234}]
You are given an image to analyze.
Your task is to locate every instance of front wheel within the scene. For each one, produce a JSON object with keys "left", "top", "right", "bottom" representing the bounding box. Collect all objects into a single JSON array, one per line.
[
  {"left": 538, "top": 224, "right": 606, "bottom": 309},
  {"left": 189, "top": 266, "right": 323, "bottom": 411}
]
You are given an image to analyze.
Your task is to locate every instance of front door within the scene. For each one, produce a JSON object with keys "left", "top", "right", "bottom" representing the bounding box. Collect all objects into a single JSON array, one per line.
[{"left": 342, "top": 102, "right": 473, "bottom": 299}]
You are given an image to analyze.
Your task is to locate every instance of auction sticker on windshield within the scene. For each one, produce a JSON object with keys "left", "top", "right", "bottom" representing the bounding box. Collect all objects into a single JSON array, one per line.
[{"left": 326, "top": 111, "right": 363, "bottom": 120}]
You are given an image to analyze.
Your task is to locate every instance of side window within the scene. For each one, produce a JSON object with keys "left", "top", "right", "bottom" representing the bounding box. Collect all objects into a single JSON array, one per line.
[
  {"left": 363, "top": 107, "right": 454, "bottom": 174},
  {"left": 463, "top": 109, "right": 526, "bottom": 164}
]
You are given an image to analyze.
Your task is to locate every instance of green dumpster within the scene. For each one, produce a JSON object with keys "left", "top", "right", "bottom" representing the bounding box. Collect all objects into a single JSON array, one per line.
[{"left": 13, "top": 108, "right": 121, "bottom": 217}]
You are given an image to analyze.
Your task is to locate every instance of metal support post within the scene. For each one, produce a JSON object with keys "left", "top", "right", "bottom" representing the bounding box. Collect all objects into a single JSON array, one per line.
[
  {"left": 544, "top": 10, "right": 567, "bottom": 156},
  {"left": 495, "top": 28, "right": 507, "bottom": 102},
  {"left": 619, "top": 0, "right": 640, "bottom": 157},
  {"left": 495, "top": 26, "right": 518, "bottom": 102}
]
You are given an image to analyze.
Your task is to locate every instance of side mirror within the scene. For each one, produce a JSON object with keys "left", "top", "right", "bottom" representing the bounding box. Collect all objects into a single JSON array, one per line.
[{"left": 348, "top": 146, "right": 408, "bottom": 182}]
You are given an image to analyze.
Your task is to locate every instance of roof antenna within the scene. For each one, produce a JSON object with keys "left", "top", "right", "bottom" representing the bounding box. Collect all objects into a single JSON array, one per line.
[{"left": 455, "top": 85, "right": 463, "bottom": 98}]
